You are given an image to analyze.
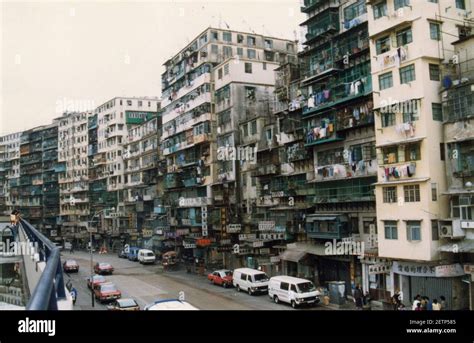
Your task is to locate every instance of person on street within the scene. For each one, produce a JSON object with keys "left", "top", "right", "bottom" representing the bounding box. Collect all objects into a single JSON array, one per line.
[
  {"left": 440, "top": 296, "right": 447, "bottom": 310},
  {"left": 354, "top": 284, "right": 363, "bottom": 310},
  {"left": 432, "top": 299, "right": 441, "bottom": 311},
  {"left": 415, "top": 302, "right": 422, "bottom": 311},
  {"left": 392, "top": 290, "right": 402, "bottom": 310},
  {"left": 70, "top": 287, "right": 77, "bottom": 305},
  {"left": 412, "top": 294, "right": 421, "bottom": 310}
]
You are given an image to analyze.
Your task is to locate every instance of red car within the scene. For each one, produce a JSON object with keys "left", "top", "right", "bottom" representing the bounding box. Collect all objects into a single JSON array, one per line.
[
  {"left": 208, "top": 269, "right": 233, "bottom": 288},
  {"left": 87, "top": 274, "right": 107, "bottom": 289},
  {"left": 94, "top": 282, "right": 122, "bottom": 303},
  {"left": 94, "top": 262, "right": 114, "bottom": 275},
  {"left": 63, "top": 260, "right": 79, "bottom": 273}
]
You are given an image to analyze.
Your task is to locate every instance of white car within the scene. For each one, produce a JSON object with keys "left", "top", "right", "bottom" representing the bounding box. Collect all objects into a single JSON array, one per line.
[
  {"left": 138, "top": 249, "right": 156, "bottom": 264},
  {"left": 268, "top": 276, "right": 320, "bottom": 308},
  {"left": 144, "top": 299, "right": 199, "bottom": 310},
  {"left": 232, "top": 268, "right": 269, "bottom": 295}
]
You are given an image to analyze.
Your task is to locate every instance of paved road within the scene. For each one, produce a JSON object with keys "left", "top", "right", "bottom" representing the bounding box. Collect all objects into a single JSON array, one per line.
[{"left": 61, "top": 251, "right": 333, "bottom": 311}]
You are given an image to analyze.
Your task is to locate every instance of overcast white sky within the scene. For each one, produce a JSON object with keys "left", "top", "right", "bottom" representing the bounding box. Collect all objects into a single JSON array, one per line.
[{"left": 0, "top": 0, "right": 305, "bottom": 135}]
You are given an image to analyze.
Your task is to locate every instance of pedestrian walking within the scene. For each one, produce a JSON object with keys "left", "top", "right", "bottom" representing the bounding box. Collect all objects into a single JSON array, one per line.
[
  {"left": 354, "top": 284, "right": 363, "bottom": 310},
  {"left": 415, "top": 302, "right": 422, "bottom": 311},
  {"left": 425, "top": 296, "right": 432, "bottom": 310},
  {"left": 432, "top": 299, "right": 441, "bottom": 311},
  {"left": 440, "top": 296, "right": 447, "bottom": 310},
  {"left": 70, "top": 287, "right": 77, "bottom": 305},
  {"left": 412, "top": 294, "right": 421, "bottom": 311},
  {"left": 392, "top": 290, "right": 402, "bottom": 310}
]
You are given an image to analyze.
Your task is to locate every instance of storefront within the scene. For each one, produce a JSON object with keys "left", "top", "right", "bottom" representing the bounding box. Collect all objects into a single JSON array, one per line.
[
  {"left": 360, "top": 256, "right": 392, "bottom": 303},
  {"left": 392, "top": 261, "right": 468, "bottom": 310}
]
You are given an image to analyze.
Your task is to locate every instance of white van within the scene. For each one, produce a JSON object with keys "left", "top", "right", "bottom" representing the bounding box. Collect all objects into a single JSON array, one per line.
[
  {"left": 138, "top": 249, "right": 156, "bottom": 264},
  {"left": 232, "top": 268, "right": 269, "bottom": 295},
  {"left": 144, "top": 299, "right": 199, "bottom": 310},
  {"left": 268, "top": 275, "right": 320, "bottom": 308}
]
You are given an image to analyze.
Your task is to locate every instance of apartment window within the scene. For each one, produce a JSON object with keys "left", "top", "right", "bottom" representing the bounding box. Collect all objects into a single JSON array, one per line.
[
  {"left": 432, "top": 103, "right": 443, "bottom": 121},
  {"left": 119, "top": 100, "right": 122, "bottom": 105},
  {"left": 237, "top": 34, "right": 244, "bottom": 44},
  {"left": 376, "top": 36, "right": 391, "bottom": 54},
  {"left": 405, "top": 143, "right": 421, "bottom": 161},
  {"left": 406, "top": 221, "right": 421, "bottom": 241},
  {"left": 224, "top": 64, "right": 229, "bottom": 75},
  {"left": 440, "top": 143, "right": 445, "bottom": 161},
  {"left": 263, "top": 62, "right": 267, "bottom": 70},
  {"left": 428, "top": 0, "right": 438, "bottom": 3},
  {"left": 344, "top": 0, "right": 367, "bottom": 21},
  {"left": 247, "top": 36, "right": 256, "bottom": 46},
  {"left": 431, "top": 183, "right": 438, "bottom": 201},
  {"left": 138, "top": 100, "right": 142, "bottom": 107},
  {"left": 404, "top": 185, "right": 420, "bottom": 202},
  {"left": 394, "top": 0, "right": 410, "bottom": 10},
  {"left": 287, "top": 43, "right": 295, "bottom": 53},
  {"left": 452, "top": 196, "right": 474, "bottom": 220},
  {"left": 381, "top": 112, "right": 395, "bottom": 127},
  {"left": 379, "top": 72, "right": 393, "bottom": 90},
  {"left": 382, "top": 146, "right": 398, "bottom": 164},
  {"left": 247, "top": 49, "right": 256, "bottom": 59},
  {"left": 218, "top": 68, "right": 223, "bottom": 80},
  {"left": 400, "top": 64, "right": 416, "bottom": 84},
  {"left": 242, "top": 125, "right": 248, "bottom": 137},
  {"left": 250, "top": 121, "right": 257, "bottom": 135},
  {"left": 383, "top": 186, "right": 397, "bottom": 203},
  {"left": 430, "top": 22, "right": 441, "bottom": 40},
  {"left": 456, "top": 0, "right": 466, "bottom": 10},
  {"left": 223, "top": 46, "right": 233, "bottom": 58},
  {"left": 245, "top": 63, "right": 253, "bottom": 74},
  {"left": 211, "top": 31, "right": 219, "bottom": 41},
  {"left": 211, "top": 45, "right": 218, "bottom": 54},
  {"left": 384, "top": 221, "right": 398, "bottom": 240},
  {"left": 237, "top": 47, "right": 244, "bottom": 57},
  {"left": 223, "top": 32, "right": 232, "bottom": 42},
  {"left": 429, "top": 64, "right": 441, "bottom": 81},
  {"left": 402, "top": 101, "right": 419, "bottom": 122},
  {"left": 373, "top": 1, "right": 387, "bottom": 19},
  {"left": 264, "top": 39, "right": 273, "bottom": 49},
  {"left": 396, "top": 27, "right": 413, "bottom": 46},
  {"left": 431, "top": 220, "right": 439, "bottom": 241}
]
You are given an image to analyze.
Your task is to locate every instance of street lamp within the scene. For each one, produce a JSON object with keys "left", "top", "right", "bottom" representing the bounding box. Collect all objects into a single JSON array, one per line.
[{"left": 88, "top": 207, "right": 115, "bottom": 307}]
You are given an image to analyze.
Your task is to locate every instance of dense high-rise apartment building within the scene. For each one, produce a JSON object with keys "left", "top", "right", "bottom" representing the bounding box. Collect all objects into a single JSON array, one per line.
[
  {"left": 368, "top": 0, "right": 473, "bottom": 309},
  {"left": 89, "top": 97, "right": 160, "bottom": 249},
  {"left": 159, "top": 27, "right": 297, "bottom": 267},
  {"left": 0, "top": 132, "right": 21, "bottom": 215},
  {"left": 123, "top": 111, "right": 163, "bottom": 248},
  {"left": 278, "top": 0, "right": 378, "bottom": 300},
  {"left": 57, "top": 112, "right": 91, "bottom": 242}
]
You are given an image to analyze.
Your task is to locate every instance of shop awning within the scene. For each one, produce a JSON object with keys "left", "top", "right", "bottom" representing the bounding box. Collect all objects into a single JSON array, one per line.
[
  {"left": 306, "top": 215, "right": 337, "bottom": 223},
  {"left": 373, "top": 177, "right": 430, "bottom": 186},
  {"left": 439, "top": 240, "right": 474, "bottom": 253},
  {"left": 376, "top": 136, "right": 426, "bottom": 148},
  {"left": 282, "top": 242, "right": 330, "bottom": 257},
  {"left": 280, "top": 249, "right": 307, "bottom": 262}
]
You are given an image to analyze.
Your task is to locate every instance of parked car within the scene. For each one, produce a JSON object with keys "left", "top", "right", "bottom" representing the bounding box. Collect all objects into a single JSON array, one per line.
[
  {"left": 268, "top": 276, "right": 321, "bottom": 308},
  {"left": 94, "top": 262, "right": 114, "bottom": 275},
  {"left": 232, "top": 268, "right": 269, "bottom": 295},
  {"left": 94, "top": 282, "right": 122, "bottom": 303},
  {"left": 127, "top": 247, "right": 140, "bottom": 261},
  {"left": 118, "top": 249, "right": 128, "bottom": 258},
  {"left": 138, "top": 249, "right": 156, "bottom": 264},
  {"left": 144, "top": 299, "right": 199, "bottom": 310},
  {"left": 87, "top": 274, "right": 107, "bottom": 289},
  {"left": 107, "top": 298, "right": 140, "bottom": 311},
  {"left": 63, "top": 259, "right": 79, "bottom": 273},
  {"left": 208, "top": 269, "right": 233, "bottom": 288}
]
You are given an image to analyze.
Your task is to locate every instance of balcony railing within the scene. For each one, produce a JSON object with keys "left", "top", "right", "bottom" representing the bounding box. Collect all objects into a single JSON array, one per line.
[{"left": 19, "top": 219, "right": 67, "bottom": 310}]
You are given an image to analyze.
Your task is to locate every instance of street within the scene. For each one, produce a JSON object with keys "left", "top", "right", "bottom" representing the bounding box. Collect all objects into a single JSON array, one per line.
[{"left": 61, "top": 251, "right": 332, "bottom": 311}]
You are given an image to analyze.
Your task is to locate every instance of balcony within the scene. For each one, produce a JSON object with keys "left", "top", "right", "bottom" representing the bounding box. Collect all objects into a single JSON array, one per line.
[
  {"left": 303, "top": 11, "right": 339, "bottom": 45},
  {"left": 305, "top": 215, "right": 350, "bottom": 240},
  {"left": 54, "top": 163, "right": 66, "bottom": 173},
  {"left": 254, "top": 164, "right": 281, "bottom": 177},
  {"left": 164, "top": 174, "right": 182, "bottom": 189},
  {"left": 309, "top": 177, "right": 376, "bottom": 203},
  {"left": 314, "top": 160, "right": 377, "bottom": 182}
]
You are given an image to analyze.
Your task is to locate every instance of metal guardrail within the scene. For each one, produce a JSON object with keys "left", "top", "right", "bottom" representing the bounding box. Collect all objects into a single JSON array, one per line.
[{"left": 19, "top": 219, "right": 66, "bottom": 310}]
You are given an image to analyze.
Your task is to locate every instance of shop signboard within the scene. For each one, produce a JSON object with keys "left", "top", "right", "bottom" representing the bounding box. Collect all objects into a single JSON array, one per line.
[
  {"left": 176, "top": 229, "right": 190, "bottom": 236},
  {"left": 252, "top": 240, "right": 264, "bottom": 248},
  {"left": 183, "top": 242, "right": 196, "bottom": 249},
  {"left": 227, "top": 224, "right": 241, "bottom": 233},
  {"left": 369, "top": 263, "right": 391, "bottom": 275},
  {"left": 201, "top": 206, "right": 208, "bottom": 237},
  {"left": 197, "top": 238, "right": 211, "bottom": 247},
  {"left": 270, "top": 256, "right": 281, "bottom": 263},
  {"left": 258, "top": 221, "right": 275, "bottom": 231},
  {"left": 239, "top": 233, "right": 257, "bottom": 241},
  {"left": 142, "top": 229, "right": 153, "bottom": 238},
  {"left": 464, "top": 264, "right": 474, "bottom": 274},
  {"left": 393, "top": 262, "right": 465, "bottom": 278}
]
